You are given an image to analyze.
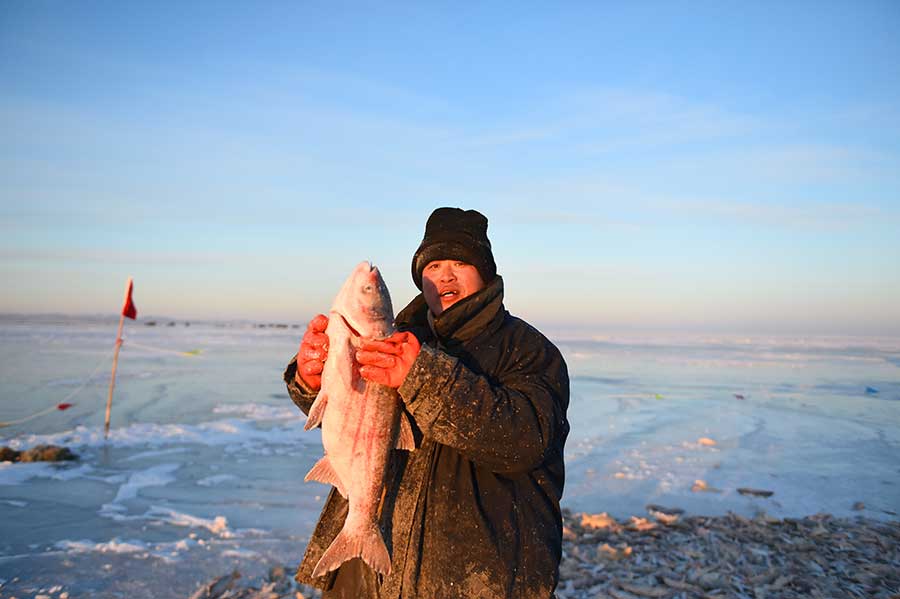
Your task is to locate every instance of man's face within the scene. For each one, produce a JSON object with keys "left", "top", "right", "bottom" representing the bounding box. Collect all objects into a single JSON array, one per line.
[{"left": 421, "top": 260, "right": 485, "bottom": 316}]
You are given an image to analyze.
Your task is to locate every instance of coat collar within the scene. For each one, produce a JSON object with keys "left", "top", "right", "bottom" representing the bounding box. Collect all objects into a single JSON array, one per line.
[{"left": 396, "top": 276, "right": 505, "bottom": 344}]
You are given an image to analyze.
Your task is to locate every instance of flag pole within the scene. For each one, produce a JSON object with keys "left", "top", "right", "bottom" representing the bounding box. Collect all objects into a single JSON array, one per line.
[
  {"left": 105, "top": 277, "right": 135, "bottom": 440},
  {"left": 104, "top": 311, "right": 125, "bottom": 439}
]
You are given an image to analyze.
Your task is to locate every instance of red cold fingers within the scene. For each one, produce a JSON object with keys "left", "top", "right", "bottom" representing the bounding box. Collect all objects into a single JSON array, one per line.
[
  {"left": 356, "top": 350, "right": 397, "bottom": 368},
  {"left": 309, "top": 314, "right": 329, "bottom": 333},
  {"left": 358, "top": 365, "right": 388, "bottom": 386}
]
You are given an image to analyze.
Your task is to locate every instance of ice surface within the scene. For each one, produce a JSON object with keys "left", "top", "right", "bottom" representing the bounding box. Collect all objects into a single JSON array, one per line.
[
  {"left": 0, "top": 462, "right": 56, "bottom": 485},
  {"left": 1, "top": 316, "right": 898, "bottom": 597},
  {"left": 559, "top": 333, "right": 900, "bottom": 520}
]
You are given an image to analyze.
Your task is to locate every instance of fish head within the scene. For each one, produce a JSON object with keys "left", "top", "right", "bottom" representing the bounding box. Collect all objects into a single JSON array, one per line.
[{"left": 330, "top": 261, "right": 394, "bottom": 339}]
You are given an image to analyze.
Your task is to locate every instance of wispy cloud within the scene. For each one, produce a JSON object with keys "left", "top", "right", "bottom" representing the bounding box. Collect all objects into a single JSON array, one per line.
[
  {"left": 0, "top": 248, "right": 250, "bottom": 267},
  {"left": 654, "top": 142, "right": 900, "bottom": 188},
  {"left": 565, "top": 88, "right": 759, "bottom": 141},
  {"left": 648, "top": 197, "right": 894, "bottom": 231}
]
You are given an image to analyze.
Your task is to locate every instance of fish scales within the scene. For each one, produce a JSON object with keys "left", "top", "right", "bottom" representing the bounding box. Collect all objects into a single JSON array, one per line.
[{"left": 303, "top": 261, "right": 415, "bottom": 578}]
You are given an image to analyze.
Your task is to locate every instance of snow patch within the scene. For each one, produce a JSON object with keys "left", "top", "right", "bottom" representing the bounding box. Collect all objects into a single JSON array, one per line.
[
  {"left": 196, "top": 474, "right": 237, "bottom": 487},
  {"left": 221, "top": 547, "right": 259, "bottom": 559},
  {"left": 213, "top": 403, "right": 299, "bottom": 421},
  {"left": 56, "top": 538, "right": 147, "bottom": 554},
  {"left": 112, "top": 463, "right": 180, "bottom": 503},
  {"left": 3, "top": 417, "right": 314, "bottom": 453},
  {"left": 146, "top": 506, "right": 234, "bottom": 538}
]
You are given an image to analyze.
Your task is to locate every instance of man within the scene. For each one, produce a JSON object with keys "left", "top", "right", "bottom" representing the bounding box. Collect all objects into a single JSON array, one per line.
[{"left": 284, "top": 207, "right": 570, "bottom": 598}]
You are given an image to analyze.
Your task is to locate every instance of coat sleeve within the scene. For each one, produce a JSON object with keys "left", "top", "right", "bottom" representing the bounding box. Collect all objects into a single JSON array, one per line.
[
  {"left": 397, "top": 338, "right": 569, "bottom": 475},
  {"left": 283, "top": 355, "right": 319, "bottom": 415}
]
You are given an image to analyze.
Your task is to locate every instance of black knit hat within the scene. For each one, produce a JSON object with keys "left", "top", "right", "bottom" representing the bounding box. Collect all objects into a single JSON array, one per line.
[{"left": 411, "top": 207, "right": 497, "bottom": 290}]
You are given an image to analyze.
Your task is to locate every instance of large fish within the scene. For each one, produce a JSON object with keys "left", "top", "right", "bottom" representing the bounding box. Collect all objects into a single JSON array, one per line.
[{"left": 304, "top": 261, "right": 415, "bottom": 578}]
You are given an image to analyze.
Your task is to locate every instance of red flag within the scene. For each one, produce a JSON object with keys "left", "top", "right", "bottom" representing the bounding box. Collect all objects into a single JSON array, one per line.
[
  {"left": 122, "top": 277, "right": 137, "bottom": 320},
  {"left": 57, "top": 403, "right": 73, "bottom": 410}
]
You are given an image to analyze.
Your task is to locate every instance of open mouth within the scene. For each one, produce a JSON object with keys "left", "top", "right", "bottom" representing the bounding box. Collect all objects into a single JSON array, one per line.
[{"left": 440, "top": 290, "right": 458, "bottom": 299}]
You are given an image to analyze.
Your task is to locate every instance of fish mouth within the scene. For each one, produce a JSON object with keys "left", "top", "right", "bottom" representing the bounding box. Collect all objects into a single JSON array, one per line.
[{"left": 363, "top": 261, "right": 379, "bottom": 277}]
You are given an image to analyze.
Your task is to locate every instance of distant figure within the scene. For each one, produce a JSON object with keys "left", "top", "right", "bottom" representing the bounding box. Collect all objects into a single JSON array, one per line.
[{"left": 284, "top": 207, "right": 570, "bottom": 598}]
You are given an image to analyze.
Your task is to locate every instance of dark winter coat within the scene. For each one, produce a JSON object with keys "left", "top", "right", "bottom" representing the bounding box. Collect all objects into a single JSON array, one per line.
[{"left": 283, "top": 276, "right": 570, "bottom": 599}]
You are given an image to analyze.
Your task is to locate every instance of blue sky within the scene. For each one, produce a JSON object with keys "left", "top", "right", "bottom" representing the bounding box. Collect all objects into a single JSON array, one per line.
[{"left": 2, "top": 1, "right": 899, "bottom": 336}]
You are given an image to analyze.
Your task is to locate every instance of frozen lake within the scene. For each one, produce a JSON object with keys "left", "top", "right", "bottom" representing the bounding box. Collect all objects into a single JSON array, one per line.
[{"left": 1, "top": 315, "right": 898, "bottom": 597}]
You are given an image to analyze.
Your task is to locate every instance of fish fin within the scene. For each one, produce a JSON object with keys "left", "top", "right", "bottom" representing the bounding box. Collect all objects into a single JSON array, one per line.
[
  {"left": 304, "top": 391, "right": 328, "bottom": 431},
  {"left": 304, "top": 456, "right": 348, "bottom": 498},
  {"left": 395, "top": 411, "right": 415, "bottom": 451},
  {"left": 311, "top": 524, "right": 391, "bottom": 578}
]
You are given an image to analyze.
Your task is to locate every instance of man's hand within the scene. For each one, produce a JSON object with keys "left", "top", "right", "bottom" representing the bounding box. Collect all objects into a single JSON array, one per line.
[
  {"left": 357, "top": 331, "right": 421, "bottom": 389},
  {"left": 296, "top": 314, "right": 329, "bottom": 391}
]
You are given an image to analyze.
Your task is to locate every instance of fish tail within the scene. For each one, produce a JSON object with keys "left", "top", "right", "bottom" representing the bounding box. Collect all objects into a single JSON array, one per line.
[{"left": 312, "top": 523, "right": 391, "bottom": 578}]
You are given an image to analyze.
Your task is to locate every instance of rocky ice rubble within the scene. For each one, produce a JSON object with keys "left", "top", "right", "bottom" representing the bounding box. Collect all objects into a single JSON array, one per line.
[
  {"left": 188, "top": 566, "right": 322, "bottom": 599},
  {"left": 554, "top": 507, "right": 900, "bottom": 598}
]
